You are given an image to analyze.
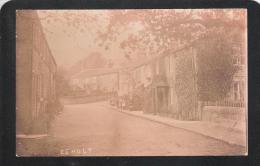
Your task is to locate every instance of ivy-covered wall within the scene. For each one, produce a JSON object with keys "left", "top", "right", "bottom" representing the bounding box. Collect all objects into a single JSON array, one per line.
[{"left": 174, "top": 47, "right": 199, "bottom": 120}]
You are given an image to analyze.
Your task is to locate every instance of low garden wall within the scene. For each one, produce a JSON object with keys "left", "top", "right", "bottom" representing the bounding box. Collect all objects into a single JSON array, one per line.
[
  {"left": 203, "top": 106, "right": 246, "bottom": 121},
  {"left": 60, "top": 94, "right": 110, "bottom": 105}
]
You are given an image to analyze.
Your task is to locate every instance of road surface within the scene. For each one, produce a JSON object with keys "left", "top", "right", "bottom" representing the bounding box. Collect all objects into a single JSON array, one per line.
[{"left": 26, "top": 101, "right": 245, "bottom": 156}]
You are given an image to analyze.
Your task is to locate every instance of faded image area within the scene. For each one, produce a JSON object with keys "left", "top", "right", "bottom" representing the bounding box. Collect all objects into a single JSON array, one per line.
[{"left": 16, "top": 9, "right": 247, "bottom": 156}]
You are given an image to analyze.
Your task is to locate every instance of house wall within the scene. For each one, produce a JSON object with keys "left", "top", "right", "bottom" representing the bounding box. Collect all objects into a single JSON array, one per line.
[
  {"left": 118, "top": 71, "right": 130, "bottom": 96},
  {"left": 149, "top": 47, "right": 198, "bottom": 120},
  {"left": 31, "top": 16, "right": 57, "bottom": 120},
  {"left": 16, "top": 11, "right": 34, "bottom": 134},
  {"left": 174, "top": 47, "right": 199, "bottom": 120},
  {"left": 166, "top": 55, "right": 179, "bottom": 118},
  {"left": 72, "top": 73, "right": 118, "bottom": 94},
  {"left": 98, "top": 73, "right": 118, "bottom": 92},
  {"left": 16, "top": 10, "right": 57, "bottom": 134}
]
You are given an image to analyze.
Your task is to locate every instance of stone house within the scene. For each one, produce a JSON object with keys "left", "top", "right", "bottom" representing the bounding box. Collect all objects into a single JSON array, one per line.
[
  {"left": 16, "top": 10, "right": 57, "bottom": 134},
  {"left": 70, "top": 68, "right": 119, "bottom": 95}
]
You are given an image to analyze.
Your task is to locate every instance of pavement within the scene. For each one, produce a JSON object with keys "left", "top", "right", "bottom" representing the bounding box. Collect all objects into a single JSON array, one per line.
[
  {"left": 16, "top": 101, "right": 246, "bottom": 156},
  {"left": 105, "top": 103, "right": 247, "bottom": 148}
]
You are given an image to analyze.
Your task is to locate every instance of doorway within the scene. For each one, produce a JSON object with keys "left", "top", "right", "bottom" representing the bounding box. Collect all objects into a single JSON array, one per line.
[{"left": 156, "top": 86, "right": 169, "bottom": 114}]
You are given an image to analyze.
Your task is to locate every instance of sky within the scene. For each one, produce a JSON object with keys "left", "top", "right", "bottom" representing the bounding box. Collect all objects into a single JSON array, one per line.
[
  {"left": 36, "top": 9, "right": 245, "bottom": 70},
  {"left": 37, "top": 10, "right": 143, "bottom": 69}
]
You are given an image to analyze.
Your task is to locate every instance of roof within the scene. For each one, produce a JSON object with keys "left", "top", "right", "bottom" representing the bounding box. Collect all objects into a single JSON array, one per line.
[
  {"left": 36, "top": 11, "right": 57, "bottom": 67},
  {"left": 124, "top": 39, "right": 199, "bottom": 71},
  {"left": 72, "top": 68, "right": 119, "bottom": 79}
]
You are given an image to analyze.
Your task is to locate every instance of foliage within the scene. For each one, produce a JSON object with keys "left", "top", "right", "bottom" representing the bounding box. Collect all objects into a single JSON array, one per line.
[
  {"left": 196, "top": 32, "right": 240, "bottom": 101},
  {"left": 98, "top": 9, "right": 246, "bottom": 61},
  {"left": 174, "top": 49, "right": 197, "bottom": 119},
  {"left": 37, "top": 10, "right": 107, "bottom": 36},
  {"left": 175, "top": 49, "right": 195, "bottom": 98}
]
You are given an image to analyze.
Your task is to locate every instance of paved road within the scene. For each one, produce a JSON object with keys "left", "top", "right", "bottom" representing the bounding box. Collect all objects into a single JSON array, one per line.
[{"left": 44, "top": 101, "right": 245, "bottom": 156}]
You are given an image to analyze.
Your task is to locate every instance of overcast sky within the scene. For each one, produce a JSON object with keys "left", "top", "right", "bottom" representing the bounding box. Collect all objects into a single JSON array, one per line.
[
  {"left": 37, "top": 10, "right": 143, "bottom": 69},
  {"left": 36, "top": 9, "right": 242, "bottom": 70}
]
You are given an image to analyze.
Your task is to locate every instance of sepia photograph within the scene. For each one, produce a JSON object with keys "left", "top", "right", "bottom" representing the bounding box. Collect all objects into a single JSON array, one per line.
[{"left": 16, "top": 9, "right": 247, "bottom": 156}]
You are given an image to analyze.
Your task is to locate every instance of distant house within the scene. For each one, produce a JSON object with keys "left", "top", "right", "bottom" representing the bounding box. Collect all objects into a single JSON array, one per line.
[
  {"left": 16, "top": 10, "right": 57, "bottom": 134},
  {"left": 117, "top": 70, "right": 130, "bottom": 97},
  {"left": 230, "top": 46, "right": 246, "bottom": 105},
  {"left": 70, "top": 68, "right": 119, "bottom": 95},
  {"left": 231, "top": 57, "right": 246, "bottom": 104},
  {"left": 131, "top": 62, "right": 153, "bottom": 88},
  {"left": 68, "top": 52, "right": 108, "bottom": 76}
]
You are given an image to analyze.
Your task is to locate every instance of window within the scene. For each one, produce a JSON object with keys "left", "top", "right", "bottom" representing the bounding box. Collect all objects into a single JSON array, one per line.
[
  {"left": 32, "top": 75, "right": 37, "bottom": 119},
  {"left": 233, "top": 56, "right": 239, "bottom": 65},
  {"left": 239, "top": 81, "right": 245, "bottom": 102},
  {"left": 241, "top": 56, "right": 246, "bottom": 65},
  {"left": 156, "top": 61, "right": 159, "bottom": 75},
  {"left": 170, "top": 56, "right": 175, "bottom": 74},
  {"left": 234, "top": 82, "right": 240, "bottom": 101},
  {"left": 164, "top": 56, "right": 170, "bottom": 76},
  {"left": 233, "top": 56, "right": 246, "bottom": 65}
]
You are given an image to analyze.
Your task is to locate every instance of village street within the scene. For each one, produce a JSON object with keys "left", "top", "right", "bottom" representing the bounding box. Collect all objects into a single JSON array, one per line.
[
  {"left": 31, "top": 101, "right": 244, "bottom": 156},
  {"left": 14, "top": 10, "right": 247, "bottom": 159}
]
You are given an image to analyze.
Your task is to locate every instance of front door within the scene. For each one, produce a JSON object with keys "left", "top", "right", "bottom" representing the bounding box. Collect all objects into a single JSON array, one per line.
[{"left": 156, "top": 86, "right": 169, "bottom": 114}]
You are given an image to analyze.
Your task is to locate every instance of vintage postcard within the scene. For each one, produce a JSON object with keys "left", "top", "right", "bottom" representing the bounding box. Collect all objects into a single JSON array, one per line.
[{"left": 16, "top": 9, "right": 247, "bottom": 156}]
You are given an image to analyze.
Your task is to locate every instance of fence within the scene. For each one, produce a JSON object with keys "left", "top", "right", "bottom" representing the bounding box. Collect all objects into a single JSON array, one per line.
[{"left": 205, "top": 100, "right": 245, "bottom": 107}]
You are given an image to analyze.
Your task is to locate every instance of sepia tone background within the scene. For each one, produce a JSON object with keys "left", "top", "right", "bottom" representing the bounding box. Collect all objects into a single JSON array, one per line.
[{"left": 16, "top": 9, "right": 247, "bottom": 156}]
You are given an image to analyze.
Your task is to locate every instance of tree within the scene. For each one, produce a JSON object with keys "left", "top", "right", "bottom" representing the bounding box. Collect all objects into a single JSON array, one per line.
[
  {"left": 98, "top": 9, "right": 245, "bottom": 61},
  {"left": 36, "top": 10, "right": 108, "bottom": 36},
  {"left": 100, "top": 9, "right": 246, "bottom": 100},
  {"left": 196, "top": 32, "right": 239, "bottom": 102}
]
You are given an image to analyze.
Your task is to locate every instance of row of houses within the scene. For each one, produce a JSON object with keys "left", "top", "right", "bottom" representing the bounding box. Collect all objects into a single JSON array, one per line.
[
  {"left": 70, "top": 40, "right": 246, "bottom": 121},
  {"left": 70, "top": 68, "right": 119, "bottom": 95},
  {"left": 16, "top": 10, "right": 57, "bottom": 135},
  {"left": 71, "top": 42, "right": 246, "bottom": 121}
]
